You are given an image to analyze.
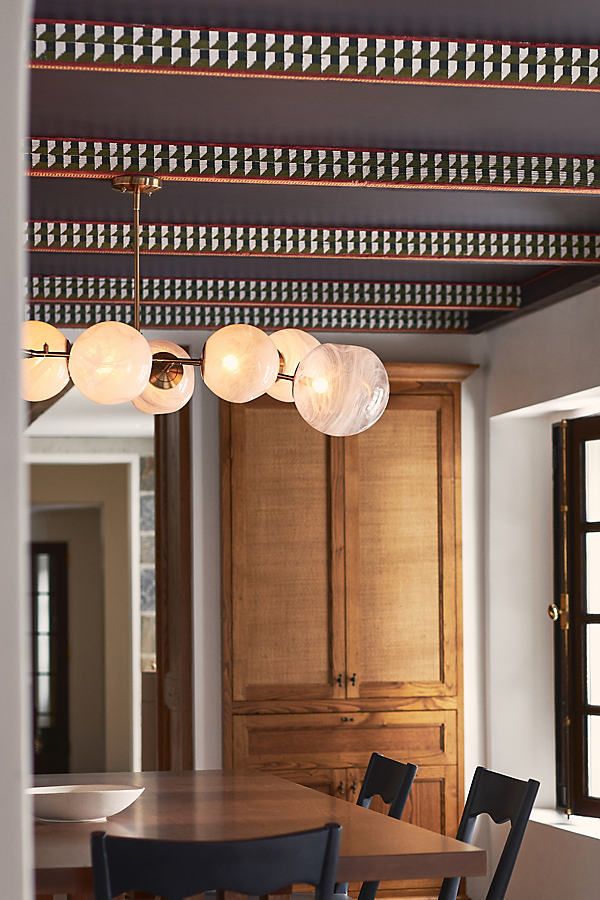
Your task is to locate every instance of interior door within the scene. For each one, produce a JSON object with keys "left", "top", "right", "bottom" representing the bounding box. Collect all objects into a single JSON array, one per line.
[
  {"left": 30, "top": 542, "right": 69, "bottom": 774},
  {"left": 344, "top": 391, "right": 459, "bottom": 699},
  {"left": 226, "top": 399, "right": 345, "bottom": 702}
]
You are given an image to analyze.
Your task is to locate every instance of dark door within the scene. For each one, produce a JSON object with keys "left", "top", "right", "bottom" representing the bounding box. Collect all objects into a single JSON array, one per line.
[{"left": 30, "top": 542, "right": 69, "bottom": 774}]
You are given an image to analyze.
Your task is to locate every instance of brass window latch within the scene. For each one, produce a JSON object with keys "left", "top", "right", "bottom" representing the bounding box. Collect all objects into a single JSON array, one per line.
[{"left": 548, "top": 595, "right": 569, "bottom": 629}]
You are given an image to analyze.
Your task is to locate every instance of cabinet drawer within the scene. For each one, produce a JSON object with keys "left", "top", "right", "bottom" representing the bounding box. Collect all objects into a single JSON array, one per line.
[{"left": 233, "top": 710, "right": 457, "bottom": 771}]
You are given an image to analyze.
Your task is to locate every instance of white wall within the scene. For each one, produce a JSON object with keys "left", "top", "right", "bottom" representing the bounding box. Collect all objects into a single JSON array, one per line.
[
  {"left": 166, "top": 328, "right": 489, "bottom": 791},
  {"left": 487, "top": 413, "right": 556, "bottom": 802},
  {"left": 488, "top": 287, "right": 600, "bottom": 418},
  {"left": 482, "top": 289, "right": 600, "bottom": 899},
  {"left": 1, "top": 1, "right": 32, "bottom": 897}
]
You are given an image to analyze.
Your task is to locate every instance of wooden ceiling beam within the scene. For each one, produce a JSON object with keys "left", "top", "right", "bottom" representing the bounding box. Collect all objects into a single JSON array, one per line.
[
  {"left": 27, "top": 220, "right": 600, "bottom": 265},
  {"left": 31, "top": 19, "right": 600, "bottom": 93},
  {"left": 471, "top": 264, "right": 600, "bottom": 331},
  {"left": 27, "top": 137, "right": 600, "bottom": 195},
  {"left": 26, "top": 275, "right": 521, "bottom": 311},
  {"left": 26, "top": 301, "right": 472, "bottom": 333}
]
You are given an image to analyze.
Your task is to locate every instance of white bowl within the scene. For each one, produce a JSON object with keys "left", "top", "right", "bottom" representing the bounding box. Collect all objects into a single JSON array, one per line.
[{"left": 29, "top": 784, "right": 145, "bottom": 823}]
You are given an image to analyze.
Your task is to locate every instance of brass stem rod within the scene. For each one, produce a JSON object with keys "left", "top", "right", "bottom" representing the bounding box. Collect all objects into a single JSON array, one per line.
[{"left": 133, "top": 185, "right": 141, "bottom": 332}]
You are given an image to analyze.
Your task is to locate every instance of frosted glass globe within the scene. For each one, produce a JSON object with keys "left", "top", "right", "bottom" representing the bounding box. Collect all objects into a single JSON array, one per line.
[
  {"left": 21, "top": 320, "right": 70, "bottom": 402},
  {"left": 202, "top": 324, "right": 279, "bottom": 403},
  {"left": 69, "top": 321, "right": 152, "bottom": 405},
  {"left": 267, "top": 329, "right": 320, "bottom": 402},
  {"left": 294, "top": 343, "right": 390, "bottom": 436},
  {"left": 132, "top": 340, "right": 195, "bottom": 415}
]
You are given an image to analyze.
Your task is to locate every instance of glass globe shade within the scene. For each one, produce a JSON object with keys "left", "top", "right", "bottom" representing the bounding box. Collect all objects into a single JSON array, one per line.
[
  {"left": 21, "top": 320, "right": 70, "bottom": 402},
  {"left": 132, "top": 340, "right": 195, "bottom": 415},
  {"left": 293, "top": 343, "right": 390, "bottom": 436},
  {"left": 267, "top": 329, "right": 320, "bottom": 402},
  {"left": 202, "top": 324, "right": 280, "bottom": 403},
  {"left": 69, "top": 321, "right": 152, "bottom": 405}
]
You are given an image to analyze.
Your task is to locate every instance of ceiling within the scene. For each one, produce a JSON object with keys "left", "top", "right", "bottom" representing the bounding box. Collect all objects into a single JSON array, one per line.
[{"left": 28, "top": 0, "right": 600, "bottom": 334}]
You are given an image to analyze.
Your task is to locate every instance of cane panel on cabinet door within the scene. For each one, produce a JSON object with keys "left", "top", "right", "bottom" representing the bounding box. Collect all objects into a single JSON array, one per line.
[
  {"left": 345, "top": 392, "right": 458, "bottom": 700},
  {"left": 233, "top": 711, "right": 457, "bottom": 771},
  {"left": 228, "top": 399, "right": 345, "bottom": 703}
]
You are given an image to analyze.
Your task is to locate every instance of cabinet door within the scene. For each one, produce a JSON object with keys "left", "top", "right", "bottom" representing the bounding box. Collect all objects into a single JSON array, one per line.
[
  {"left": 277, "top": 768, "right": 347, "bottom": 800},
  {"left": 346, "top": 765, "right": 458, "bottom": 899},
  {"left": 345, "top": 392, "right": 459, "bottom": 699},
  {"left": 225, "top": 400, "right": 345, "bottom": 702}
]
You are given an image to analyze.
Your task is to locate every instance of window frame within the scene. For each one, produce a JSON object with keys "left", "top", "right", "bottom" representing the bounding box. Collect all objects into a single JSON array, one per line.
[{"left": 553, "top": 415, "right": 600, "bottom": 817}]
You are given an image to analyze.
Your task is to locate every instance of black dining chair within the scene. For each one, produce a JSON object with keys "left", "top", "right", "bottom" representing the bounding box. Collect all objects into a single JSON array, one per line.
[
  {"left": 335, "top": 752, "right": 418, "bottom": 900},
  {"left": 91, "top": 822, "right": 341, "bottom": 900},
  {"left": 438, "top": 766, "right": 539, "bottom": 900}
]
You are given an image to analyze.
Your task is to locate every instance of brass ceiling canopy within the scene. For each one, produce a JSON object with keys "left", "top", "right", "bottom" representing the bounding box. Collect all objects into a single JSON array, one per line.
[{"left": 111, "top": 175, "right": 162, "bottom": 196}]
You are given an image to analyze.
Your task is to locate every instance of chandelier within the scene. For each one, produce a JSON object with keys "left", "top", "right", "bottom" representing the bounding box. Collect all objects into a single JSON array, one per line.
[{"left": 22, "top": 176, "right": 389, "bottom": 436}]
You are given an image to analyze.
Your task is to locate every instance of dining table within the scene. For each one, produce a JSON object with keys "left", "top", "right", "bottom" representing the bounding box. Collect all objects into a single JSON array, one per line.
[{"left": 35, "top": 770, "right": 486, "bottom": 898}]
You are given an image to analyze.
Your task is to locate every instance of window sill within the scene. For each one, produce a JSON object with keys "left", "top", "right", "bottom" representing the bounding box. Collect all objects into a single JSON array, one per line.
[{"left": 531, "top": 807, "right": 600, "bottom": 840}]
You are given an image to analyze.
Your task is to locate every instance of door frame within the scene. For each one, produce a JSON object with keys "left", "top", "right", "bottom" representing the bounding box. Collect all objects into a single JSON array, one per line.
[
  {"left": 155, "top": 403, "right": 194, "bottom": 771},
  {"left": 28, "top": 404, "right": 196, "bottom": 774},
  {"left": 27, "top": 452, "right": 142, "bottom": 770}
]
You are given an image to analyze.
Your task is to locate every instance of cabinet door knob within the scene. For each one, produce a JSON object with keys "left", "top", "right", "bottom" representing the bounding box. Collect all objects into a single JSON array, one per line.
[
  {"left": 335, "top": 673, "right": 344, "bottom": 687},
  {"left": 349, "top": 672, "right": 357, "bottom": 686},
  {"left": 336, "top": 781, "right": 345, "bottom": 796}
]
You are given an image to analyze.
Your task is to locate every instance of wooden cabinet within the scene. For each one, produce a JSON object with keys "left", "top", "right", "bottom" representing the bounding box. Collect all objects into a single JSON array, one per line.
[{"left": 221, "top": 362, "right": 473, "bottom": 899}]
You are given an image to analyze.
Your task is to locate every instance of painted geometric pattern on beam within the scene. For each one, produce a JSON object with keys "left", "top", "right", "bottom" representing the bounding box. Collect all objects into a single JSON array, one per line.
[
  {"left": 28, "top": 137, "right": 600, "bottom": 193},
  {"left": 27, "top": 275, "right": 521, "bottom": 310},
  {"left": 27, "top": 301, "right": 470, "bottom": 332},
  {"left": 32, "top": 20, "right": 600, "bottom": 91},
  {"left": 27, "top": 221, "right": 600, "bottom": 264}
]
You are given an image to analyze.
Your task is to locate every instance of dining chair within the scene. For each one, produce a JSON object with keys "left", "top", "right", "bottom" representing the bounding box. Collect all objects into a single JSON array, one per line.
[
  {"left": 438, "top": 766, "right": 540, "bottom": 900},
  {"left": 334, "top": 752, "right": 418, "bottom": 900},
  {"left": 91, "top": 822, "right": 341, "bottom": 900}
]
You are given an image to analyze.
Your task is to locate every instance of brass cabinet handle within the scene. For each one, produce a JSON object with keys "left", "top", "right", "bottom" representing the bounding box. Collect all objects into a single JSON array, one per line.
[
  {"left": 349, "top": 673, "right": 357, "bottom": 686},
  {"left": 548, "top": 604, "right": 561, "bottom": 622},
  {"left": 335, "top": 673, "right": 343, "bottom": 687},
  {"left": 336, "top": 781, "right": 345, "bottom": 796}
]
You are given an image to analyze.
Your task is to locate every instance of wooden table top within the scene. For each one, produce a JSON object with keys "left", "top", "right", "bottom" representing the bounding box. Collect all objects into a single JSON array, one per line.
[{"left": 34, "top": 771, "right": 486, "bottom": 895}]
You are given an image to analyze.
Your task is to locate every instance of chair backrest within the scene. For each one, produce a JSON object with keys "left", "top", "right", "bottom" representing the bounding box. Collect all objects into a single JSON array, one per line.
[
  {"left": 438, "top": 766, "right": 540, "bottom": 900},
  {"left": 357, "top": 752, "right": 418, "bottom": 819},
  {"left": 91, "top": 823, "right": 341, "bottom": 900},
  {"left": 351, "top": 753, "right": 418, "bottom": 900}
]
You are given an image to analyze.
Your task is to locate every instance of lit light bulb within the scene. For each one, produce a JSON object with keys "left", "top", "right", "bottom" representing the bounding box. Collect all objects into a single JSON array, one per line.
[
  {"left": 69, "top": 321, "right": 153, "bottom": 405},
  {"left": 132, "top": 340, "right": 195, "bottom": 415},
  {"left": 294, "top": 343, "right": 390, "bottom": 436},
  {"left": 267, "top": 329, "right": 320, "bottom": 402},
  {"left": 202, "top": 324, "right": 279, "bottom": 403},
  {"left": 222, "top": 353, "right": 241, "bottom": 373},
  {"left": 312, "top": 376, "right": 330, "bottom": 395},
  {"left": 21, "top": 320, "right": 70, "bottom": 402}
]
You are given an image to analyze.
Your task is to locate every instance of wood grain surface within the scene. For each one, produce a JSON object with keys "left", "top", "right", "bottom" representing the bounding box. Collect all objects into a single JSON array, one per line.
[{"left": 34, "top": 771, "right": 485, "bottom": 896}]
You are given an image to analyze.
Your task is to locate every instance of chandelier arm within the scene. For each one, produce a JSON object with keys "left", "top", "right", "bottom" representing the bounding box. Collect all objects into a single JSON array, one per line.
[{"left": 22, "top": 347, "right": 295, "bottom": 385}]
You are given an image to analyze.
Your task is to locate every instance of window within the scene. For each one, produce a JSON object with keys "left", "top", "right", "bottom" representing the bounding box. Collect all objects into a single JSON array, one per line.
[
  {"left": 552, "top": 416, "right": 600, "bottom": 816},
  {"left": 30, "top": 542, "right": 69, "bottom": 774}
]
